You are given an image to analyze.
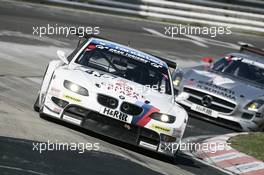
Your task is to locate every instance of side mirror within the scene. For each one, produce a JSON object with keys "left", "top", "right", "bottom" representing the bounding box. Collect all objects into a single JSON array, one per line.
[
  {"left": 201, "top": 57, "right": 214, "bottom": 64},
  {"left": 172, "top": 66, "right": 183, "bottom": 87},
  {"left": 57, "top": 50, "right": 69, "bottom": 64},
  {"left": 170, "top": 63, "right": 178, "bottom": 74}
]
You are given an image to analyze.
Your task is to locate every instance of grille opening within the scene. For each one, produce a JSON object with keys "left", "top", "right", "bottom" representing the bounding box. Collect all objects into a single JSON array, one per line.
[
  {"left": 255, "top": 113, "right": 262, "bottom": 118},
  {"left": 184, "top": 87, "right": 236, "bottom": 114},
  {"left": 61, "top": 105, "right": 162, "bottom": 146},
  {"left": 120, "top": 102, "right": 143, "bottom": 116},
  {"left": 64, "top": 106, "right": 90, "bottom": 118},
  {"left": 188, "top": 96, "right": 233, "bottom": 113},
  {"left": 160, "top": 134, "right": 176, "bottom": 142},
  {"left": 181, "top": 105, "right": 243, "bottom": 131},
  {"left": 139, "top": 128, "right": 160, "bottom": 146},
  {"left": 97, "top": 94, "right": 118, "bottom": 109},
  {"left": 241, "top": 113, "right": 254, "bottom": 120}
]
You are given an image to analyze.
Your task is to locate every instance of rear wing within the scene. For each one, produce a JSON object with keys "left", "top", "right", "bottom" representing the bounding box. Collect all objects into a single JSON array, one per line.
[{"left": 239, "top": 44, "right": 264, "bottom": 57}]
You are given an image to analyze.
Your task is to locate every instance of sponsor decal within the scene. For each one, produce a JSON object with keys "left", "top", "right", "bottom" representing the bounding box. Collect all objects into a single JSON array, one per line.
[
  {"left": 132, "top": 101, "right": 160, "bottom": 127},
  {"left": 63, "top": 94, "right": 81, "bottom": 103},
  {"left": 53, "top": 107, "right": 62, "bottom": 114},
  {"left": 102, "top": 80, "right": 140, "bottom": 100},
  {"left": 101, "top": 107, "right": 130, "bottom": 122},
  {"left": 197, "top": 80, "right": 236, "bottom": 101},
  {"left": 151, "top": 124, "right": 171, "bottom": 133},
  {"left": 90, "top": 39, "right": 166, "bottom": 68},
  {"left": 191, "top": 104, "right": 218, "bottom": 118},
  {"left": 49, "top": 87, "right": 61, "bottom": 96}
]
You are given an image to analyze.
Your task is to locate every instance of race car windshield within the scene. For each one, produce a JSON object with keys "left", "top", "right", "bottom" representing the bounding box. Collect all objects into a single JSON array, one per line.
[
  {"left": 75, "top": 47, "right": 172, "bottom": 94},
  {"left": 211, "top": 57, "right": 264, "bottom": 86}
]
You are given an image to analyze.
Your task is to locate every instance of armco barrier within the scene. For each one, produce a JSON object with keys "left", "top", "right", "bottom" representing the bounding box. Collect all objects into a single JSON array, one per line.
[{"left": 47, "top": 0, "right": 264, "bottom": 33}]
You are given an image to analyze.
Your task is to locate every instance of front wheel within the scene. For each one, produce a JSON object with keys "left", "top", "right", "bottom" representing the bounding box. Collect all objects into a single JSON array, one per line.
[{"left": 33, "top": 65, "right": 49, "bottom": 113}]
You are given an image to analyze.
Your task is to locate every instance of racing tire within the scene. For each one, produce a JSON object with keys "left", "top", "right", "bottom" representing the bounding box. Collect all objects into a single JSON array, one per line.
[
  {"left": 33, "top": 66, "right": 49, "bottom": 113},
  {"left": 33, "top": 95, "right": 40, "bottom": 112}
]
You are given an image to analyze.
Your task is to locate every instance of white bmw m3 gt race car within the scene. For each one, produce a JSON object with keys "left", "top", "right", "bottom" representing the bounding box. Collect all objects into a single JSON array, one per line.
[{"left": 34, "top": 36, "right": 188, "bottom": 157}]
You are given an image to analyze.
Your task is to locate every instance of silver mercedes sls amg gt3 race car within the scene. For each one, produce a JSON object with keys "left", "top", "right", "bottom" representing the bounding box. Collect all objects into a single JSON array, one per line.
[
  {"left": 174, "top": 45, "right": 264, "bottom": 131},
  {"left": 33, "top": 35, "right": 188, "bottom": 157}
]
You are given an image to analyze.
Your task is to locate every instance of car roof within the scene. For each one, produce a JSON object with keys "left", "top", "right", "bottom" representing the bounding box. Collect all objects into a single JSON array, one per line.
[
  {"left": 230, "top": 52, "right": 264, "bottom": 64},
  {"left": 90, "top": 38, "right": 168, "bottom": 68}
]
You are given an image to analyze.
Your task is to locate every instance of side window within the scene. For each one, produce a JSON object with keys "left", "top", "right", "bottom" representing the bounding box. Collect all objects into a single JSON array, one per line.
[
  {"left": 212, "top": 58, "right": 227, "bottom": 72},
  {"left": 67, "top": 39, "right": 88, "bottom": 62}
]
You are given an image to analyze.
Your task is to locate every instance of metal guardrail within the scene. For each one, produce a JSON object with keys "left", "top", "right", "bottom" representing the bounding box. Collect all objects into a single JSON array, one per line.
[
  {"left": 168, "top": 0, "right": 264, "bottom": 14},
  {"left": 47, "top": 0, "right": 264, "bottom": 33}
]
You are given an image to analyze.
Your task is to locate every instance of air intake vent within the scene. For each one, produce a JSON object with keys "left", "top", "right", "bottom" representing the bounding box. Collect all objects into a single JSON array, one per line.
[
  {"left": 97, "top": 94, "right": 118, "bottom": 109},
  {"left": 120, "top": 102, "right": 143, "bottom": 116}
]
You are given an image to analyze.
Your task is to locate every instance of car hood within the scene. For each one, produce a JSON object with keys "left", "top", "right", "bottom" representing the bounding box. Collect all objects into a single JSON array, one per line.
[
  {"left": 183, "top": 67, "right": 264, "bottom": 102},
  {"left": 58, "top": 66, "right": 175, "bottom": 113}
]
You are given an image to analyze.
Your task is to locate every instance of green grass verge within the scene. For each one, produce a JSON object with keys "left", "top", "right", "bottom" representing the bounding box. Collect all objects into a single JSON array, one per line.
[{"left": 229, "top": 133, "right": 264, "bottom": 161}]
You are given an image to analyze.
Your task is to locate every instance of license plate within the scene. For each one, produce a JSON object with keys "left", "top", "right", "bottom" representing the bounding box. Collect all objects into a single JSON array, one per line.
[
  {"left": 191, "top": 104, "right": 218, "bottom": 118},
  {"left": 100, "top": 107, "right": 132, "bottom": 123}
]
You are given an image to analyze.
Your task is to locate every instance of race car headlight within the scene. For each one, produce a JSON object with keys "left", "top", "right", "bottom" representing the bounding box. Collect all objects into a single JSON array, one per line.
[
  {"left": 173, "top": 76, "right": 182, "bottom": 87},
  {"left": 64, "top": 80, "right": 88, "bottom": 96},
  {"left": 246, "top": 100, "right": 264, "bottom": 111},
  {"left": 150, "top": 113, "right": 175, "bottom": 123},
  {"left": 172, "top": 69, "right": 183, "bottom": 87}
]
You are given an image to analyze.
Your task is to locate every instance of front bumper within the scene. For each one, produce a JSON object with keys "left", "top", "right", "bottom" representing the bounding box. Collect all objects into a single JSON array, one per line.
[
  {"left": 178, "top": 98, "right": 264, "bottom": 131},
  {"left": 42, "top": 97, "right": 180, "bottom": 157}
]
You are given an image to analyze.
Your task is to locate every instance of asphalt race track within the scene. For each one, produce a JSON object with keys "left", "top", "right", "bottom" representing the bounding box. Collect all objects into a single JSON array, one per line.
[{"left": 0, "top": 1, "right": 263, "bottom": 175}]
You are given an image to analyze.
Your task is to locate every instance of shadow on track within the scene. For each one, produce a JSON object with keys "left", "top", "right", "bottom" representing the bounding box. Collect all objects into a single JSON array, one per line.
[{"left": 39, "top": 114, "right": 227, "bottom": 175}]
